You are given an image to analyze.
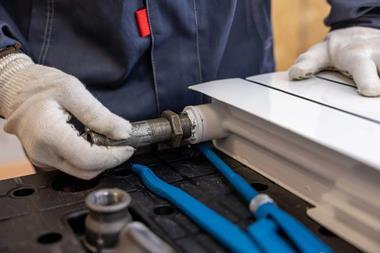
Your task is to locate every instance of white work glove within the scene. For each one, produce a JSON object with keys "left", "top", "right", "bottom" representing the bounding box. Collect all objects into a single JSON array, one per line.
[
  {"left": 289, "top": 27, "right": 380, "bottom": 97},
  {"left": 0, "top": 53, "right": 134, "bottom": 180}
]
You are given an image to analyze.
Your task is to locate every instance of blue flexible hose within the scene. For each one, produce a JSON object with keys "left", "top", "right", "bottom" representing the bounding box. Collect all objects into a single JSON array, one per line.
[
  {"left": 197, "top": 143, "right": 333, "bottom": 253},
  {"left": 131, "top": 163, "right": 261, "bottom": 253},
  {"left": 197, "top": 143, "right": 258, "bottom": 202}
]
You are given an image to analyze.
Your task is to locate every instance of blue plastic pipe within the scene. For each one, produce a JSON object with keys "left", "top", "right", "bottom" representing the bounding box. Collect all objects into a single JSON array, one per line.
[
  {"left": 197, "top": 143, "right": 332, "bottom": 253},
  {"left": 197, "top": 143, "right": 258, "bottom": 202},
  {"left": 247, "top": 219, "right": 294, "bottom": 253},
  {"left": 131, "top": 163, "right": 261, "bottom": 253}
]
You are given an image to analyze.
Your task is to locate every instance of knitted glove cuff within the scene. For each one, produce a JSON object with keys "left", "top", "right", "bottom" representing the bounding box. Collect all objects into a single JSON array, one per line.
[{"left": 0, "top": 53, "right": 34, "bottom": 117}]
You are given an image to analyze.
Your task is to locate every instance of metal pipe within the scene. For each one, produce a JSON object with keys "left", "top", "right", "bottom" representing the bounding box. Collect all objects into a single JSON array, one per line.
[{"left": 84, "top": 112, "right": 192, "bottom": 148}]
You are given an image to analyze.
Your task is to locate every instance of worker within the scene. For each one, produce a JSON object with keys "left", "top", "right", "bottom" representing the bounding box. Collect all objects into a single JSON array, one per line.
[{"left": 0, "top": 1, "right": 379, "bottom": 179}]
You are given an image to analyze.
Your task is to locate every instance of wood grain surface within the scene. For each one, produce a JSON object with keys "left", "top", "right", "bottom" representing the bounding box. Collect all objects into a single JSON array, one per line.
[{"left": 273, "top": 0, "right": 330, "bottom": 70}]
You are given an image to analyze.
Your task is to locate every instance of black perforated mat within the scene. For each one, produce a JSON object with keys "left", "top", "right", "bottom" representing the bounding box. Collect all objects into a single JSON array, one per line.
[{"left": 0, "top": 146, "right": 360, "bottom": 252}]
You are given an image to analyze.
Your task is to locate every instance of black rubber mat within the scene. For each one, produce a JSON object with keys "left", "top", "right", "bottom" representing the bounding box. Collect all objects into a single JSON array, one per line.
[{"left": 0, "top": 146, "right": 360, "bottom": 252}]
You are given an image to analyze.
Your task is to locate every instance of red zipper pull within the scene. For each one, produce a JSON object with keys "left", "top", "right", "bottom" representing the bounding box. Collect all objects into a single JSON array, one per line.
[{"left": 135, "top": 8, "right": 151, "bottom": 38}]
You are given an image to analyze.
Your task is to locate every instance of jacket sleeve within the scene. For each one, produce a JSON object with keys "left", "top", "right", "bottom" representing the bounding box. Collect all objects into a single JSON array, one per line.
[
  {"left": 0, "top": 3, "right": 28, "bottom": 51},
  {"left": 326, "top": 0, "right": 380, "bottom": 29}
]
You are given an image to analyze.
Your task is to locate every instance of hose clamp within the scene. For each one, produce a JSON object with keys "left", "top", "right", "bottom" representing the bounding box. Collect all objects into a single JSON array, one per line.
[{"left": 249, "top": 194, "right": 274, "bottom": 213}]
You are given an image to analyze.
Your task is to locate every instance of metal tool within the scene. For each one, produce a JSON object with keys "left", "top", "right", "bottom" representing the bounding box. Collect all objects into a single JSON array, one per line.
[
  {"left": 84, "top": 188, "right": 133, "bottom": 253},
  {"left": 82, "top": 110, "right": 192, "bottom": 148}
]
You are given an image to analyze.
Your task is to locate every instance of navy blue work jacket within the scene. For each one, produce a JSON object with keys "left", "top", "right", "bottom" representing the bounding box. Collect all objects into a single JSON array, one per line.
[{"left": 0, "top": 0, "right": 380, "bottom": 121}]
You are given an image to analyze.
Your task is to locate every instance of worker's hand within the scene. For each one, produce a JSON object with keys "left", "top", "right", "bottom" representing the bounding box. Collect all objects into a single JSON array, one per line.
[
  {"left": 289, "top": 27, "right": 380, "bottom": 97},
  {"left": 0, "top": 53, "right": 134, "bottom": 180}
]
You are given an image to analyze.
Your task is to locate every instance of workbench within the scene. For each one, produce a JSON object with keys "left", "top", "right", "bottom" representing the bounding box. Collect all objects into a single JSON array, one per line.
[
  {"left": 2, "top": 71, "right": 377, "bottom": 252},
  {"left": 0, "top": 146, "right": 359, "bottom": 252}
]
